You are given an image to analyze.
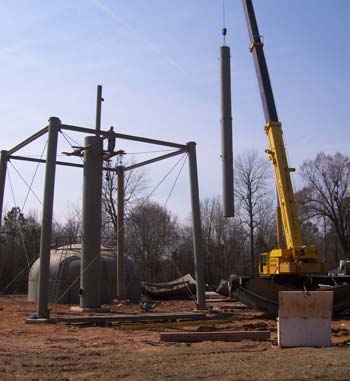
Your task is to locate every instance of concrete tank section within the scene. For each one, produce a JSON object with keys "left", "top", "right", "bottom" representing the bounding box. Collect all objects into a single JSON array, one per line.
[{"left": 28, "top": 244, "right": 141, "bottom": 304}]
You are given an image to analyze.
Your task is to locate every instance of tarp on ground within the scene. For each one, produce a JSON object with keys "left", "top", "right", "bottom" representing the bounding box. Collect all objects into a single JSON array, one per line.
[{"left": 141, "top": 274, "right": 196, "bottom": 300}]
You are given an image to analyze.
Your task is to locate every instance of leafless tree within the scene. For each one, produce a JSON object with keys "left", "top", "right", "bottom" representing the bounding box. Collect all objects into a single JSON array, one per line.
[
  {"left": 125, "top": 200, "right": 179, "bottom": 281},
  {"left": 300, "top": 152, "right": 350, "bottom": 259},
  {"left": 0, "top": 207, "right": 41, "bottom": 292},
  {"left": 63, "top": 204, "right": 81, "bottom": 242},
  {"left": 234, "top": 149, "right": 273, "bottom": 274},
  {"left": 102, "top": 161, "right": 148, "bottom": 240},
  {"left": 200, "top": 196, "right": 248, "bottom": 284},
  {"left": 294, "top": 187, "right": 321, "bottom": 247}
]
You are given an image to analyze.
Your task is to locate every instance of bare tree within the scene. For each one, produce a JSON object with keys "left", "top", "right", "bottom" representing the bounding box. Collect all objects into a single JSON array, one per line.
[
  {"left": 235, "top": 150, "right": 273, "bottom": 274},
  {"left": 62, "top": 204, "right": 81, "bottom": 242},
  {"left": 0, "top": 207, "right": 41, "bottom": 292},
  {"left": 102, "top": 161, "right": 147, "bottom": 239},
  {"left": 125, "top": 200, "right": 179, "bottom": 281},
  {"left": 300, "top": 152, "right": 350, "bottom": 259},
  {"left": 294, "top": 187, "right": 321, "bottom": 246},
  {"left": 199, "top": 196, "right": 248, "bottom": 284}
]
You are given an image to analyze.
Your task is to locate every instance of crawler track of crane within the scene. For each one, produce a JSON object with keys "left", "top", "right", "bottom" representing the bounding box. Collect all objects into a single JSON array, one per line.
[{"left": 232, "top": 275, "right": 350, "bottom": 316}]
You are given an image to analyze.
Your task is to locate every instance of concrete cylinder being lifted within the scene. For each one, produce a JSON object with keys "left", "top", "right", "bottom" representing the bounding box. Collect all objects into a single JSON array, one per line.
[
  {"left": 80, "top": 136, "right": 103, "bottom": 309},
  {"left": 220, "top": 45, "right": 234, "bottom": 217}
]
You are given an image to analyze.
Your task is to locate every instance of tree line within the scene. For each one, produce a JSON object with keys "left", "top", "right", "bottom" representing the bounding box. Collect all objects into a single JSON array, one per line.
[{"left": 1, "top": 151, "right": 350, "bottom": 293}]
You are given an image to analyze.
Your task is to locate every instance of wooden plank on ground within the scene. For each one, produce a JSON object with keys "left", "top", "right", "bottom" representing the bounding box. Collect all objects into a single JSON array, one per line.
[
  {"left": 160, "top": 330, "right": 270, "bottom": 342},
  {"left": 206, "top": 298, "right": 237, "bottom": 302},
  {"left": 52, "top": 312, "right": 206, "bottom": 324}
]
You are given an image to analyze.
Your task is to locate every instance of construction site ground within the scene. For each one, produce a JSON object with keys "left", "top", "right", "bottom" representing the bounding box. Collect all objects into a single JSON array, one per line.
[{"left": 1, "top": 295, "right": 350, "bottom": 381}]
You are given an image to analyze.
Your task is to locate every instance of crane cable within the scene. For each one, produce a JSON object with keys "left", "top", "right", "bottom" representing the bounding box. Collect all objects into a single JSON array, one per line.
[
  {"left": 222, "top": 0, "right": 227, "bottom": 45},
  {"left": 6, "top": 171, "right": 32, "bottom": 279},
  {"left": 21, "top": 141, "right": 48, "bottom": 211},
  {"left": 8, "top": 156, "right": 65, "bottom": 230},
  {"left": 9, "top": 162, "right": 44, "bottom": 208},
  {"left": 136, "top": 153, "right": 187, "bottom": 203},
  {"left": 163, "top": 155, "right": 187, "bottom": 208},
  {"left": 0, "top": 141, "right": 47, "bottom": 281}
]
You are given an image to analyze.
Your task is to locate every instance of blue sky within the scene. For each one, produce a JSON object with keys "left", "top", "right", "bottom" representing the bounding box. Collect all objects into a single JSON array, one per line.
[{"left": 1, "top": 0, "right": 349, "bottom": 222}]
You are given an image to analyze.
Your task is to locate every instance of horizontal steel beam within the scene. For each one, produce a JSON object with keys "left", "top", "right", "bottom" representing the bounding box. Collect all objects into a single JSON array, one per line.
[
  {"left": 9, "top": 155, "right": 117, "bottom": 172},
  {"left": 7, "top": 126, "right": 49, "bottom": 155},
  {"left": 125, "top": 148, "right": 187, "bottom": 171},
  {"left": 61, "top": 124, "right": 186, "bottom": 149},
  {"left": 116, "top": 132, "right": 186, "bottom": 149}
]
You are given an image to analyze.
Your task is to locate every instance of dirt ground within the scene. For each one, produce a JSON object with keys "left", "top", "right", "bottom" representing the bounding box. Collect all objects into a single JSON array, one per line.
[{"left": 0, "top": 295, "right": 350, "bottom": 381}]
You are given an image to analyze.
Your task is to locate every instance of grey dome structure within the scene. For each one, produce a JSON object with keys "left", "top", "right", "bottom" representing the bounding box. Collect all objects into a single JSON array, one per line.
[{"left": 28, "top": 244, "right": 141, "bottom": 304}]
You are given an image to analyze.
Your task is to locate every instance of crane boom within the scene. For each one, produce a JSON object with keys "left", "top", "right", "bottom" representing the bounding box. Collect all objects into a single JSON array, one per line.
[
  {"left": 242, "top": 0, "right": 278, "bottom": 123},
  {"left": 242, "top": 0, "right": 324, "bottom": 274}
]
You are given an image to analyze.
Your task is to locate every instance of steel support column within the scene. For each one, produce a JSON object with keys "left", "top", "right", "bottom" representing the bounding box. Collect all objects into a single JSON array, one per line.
[
  {"left": 80, "top": 135, "right": 103, "bottom": 309},
  {"left": 187, "top": 142, "right": 206, "bottom": 310},
  {"left": 0, "top": 150, "right": 8, "bottom": 225},
  {"left": 117, "top": 165, "right": 126, "bottom": 299},
  {"left": 95, "top": 85, "right": 103, "bottom": 132},
  {"left": 37, "top": 117, "right": 60, "bottom": 318}
]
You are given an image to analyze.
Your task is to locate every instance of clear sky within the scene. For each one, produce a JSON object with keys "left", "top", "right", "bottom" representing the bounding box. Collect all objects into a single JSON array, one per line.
[{"left": 1, "top": 0, "right": 349, "bottom": 222}]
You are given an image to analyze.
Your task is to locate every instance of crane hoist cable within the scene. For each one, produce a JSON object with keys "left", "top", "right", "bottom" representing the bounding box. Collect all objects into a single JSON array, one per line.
[{"left": 222, "top": 0, "right": 227, "bottom": 45}]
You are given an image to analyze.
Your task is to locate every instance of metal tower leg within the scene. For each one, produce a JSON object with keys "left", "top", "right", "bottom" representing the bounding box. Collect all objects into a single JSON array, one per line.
[
  {"left": 37, "top": 117, "right": 60, "bottom": 318},
  {"left": 187, "top": 142, "right": 206, "bottom": 310}
]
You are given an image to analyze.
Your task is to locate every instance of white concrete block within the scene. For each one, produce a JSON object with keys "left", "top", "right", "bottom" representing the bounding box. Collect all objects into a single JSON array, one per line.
[{"left": 278, "top": 291, "right": 333, "bottom": 347}]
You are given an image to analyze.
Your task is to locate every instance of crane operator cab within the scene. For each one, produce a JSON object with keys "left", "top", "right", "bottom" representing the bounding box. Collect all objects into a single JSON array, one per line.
[{"left": 258, "top": 246, "right": 327, "bottom": 275}]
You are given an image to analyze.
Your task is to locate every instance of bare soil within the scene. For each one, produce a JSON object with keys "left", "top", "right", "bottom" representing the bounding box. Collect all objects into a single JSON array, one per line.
[{"left": 0, "top": 295, "right": 350, "bottom": 381}]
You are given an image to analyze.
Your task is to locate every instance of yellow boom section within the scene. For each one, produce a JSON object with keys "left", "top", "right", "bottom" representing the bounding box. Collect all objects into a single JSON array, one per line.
[{"left": 264, "top": 122, "right": 303, "bottom": 250}]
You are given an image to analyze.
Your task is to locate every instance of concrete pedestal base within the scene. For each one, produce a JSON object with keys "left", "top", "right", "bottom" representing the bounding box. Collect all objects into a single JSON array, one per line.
[{"left": 278, "top": 291, "right": 333, "bottom": 347}]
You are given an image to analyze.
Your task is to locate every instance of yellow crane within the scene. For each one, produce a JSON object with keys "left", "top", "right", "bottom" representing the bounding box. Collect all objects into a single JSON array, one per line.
[
  {"left": 242, "top": 0, "right": 326, "bottom": 276},
  {"left": 226, "top": 1, "right": 350, "bottom": 316}
]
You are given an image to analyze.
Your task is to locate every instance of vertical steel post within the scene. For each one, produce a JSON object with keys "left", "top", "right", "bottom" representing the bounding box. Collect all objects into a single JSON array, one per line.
[
  {"left": 220, "top": 45, "right": 234, "bottom": 217},
  {"left": 0, "top": 150, "right": 8, "bottom": 225},
  {"left": 37, "top": 117, "right": 60, "bottom": 318},
  {"left": 95, "top": 85, "right": 103, "bottom": 132},
  {"left": 117, "top": 165, "right": 126, "bottom": 299},
  {"left": 187, "top": 142, "right": 206, "bottom": 310},
  {"left": 80, "top": 136, "right": 103, "bottom": 309}
]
